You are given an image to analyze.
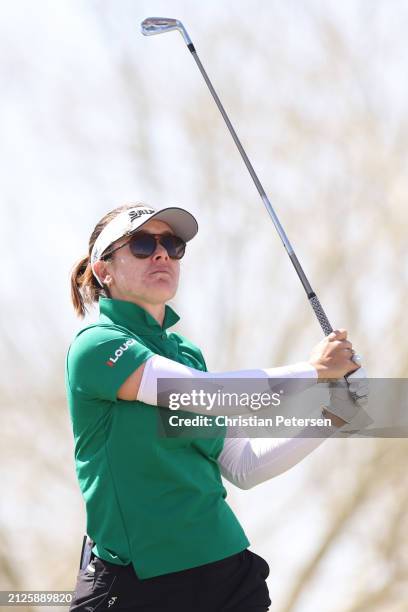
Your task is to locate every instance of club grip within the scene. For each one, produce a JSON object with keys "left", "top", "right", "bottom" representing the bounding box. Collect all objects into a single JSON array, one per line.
[
  {"left": 309, "top": 295, "right": 365, "bottom": 407},
  {"left": 309, "top": 294, "right": 333, "bottom": 336}
]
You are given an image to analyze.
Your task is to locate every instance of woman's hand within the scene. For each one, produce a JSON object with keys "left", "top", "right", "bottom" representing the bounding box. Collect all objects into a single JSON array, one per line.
[
  {"left": 309, "top": 329, "right": 360, "bottom": 380},
  {"left": 322, "top": 370, "right": 372, "bottom": 430}
]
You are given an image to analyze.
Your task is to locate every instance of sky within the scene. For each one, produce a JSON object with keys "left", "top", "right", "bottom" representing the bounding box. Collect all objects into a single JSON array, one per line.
[{"left": 1, "top": 1, "right": 407, "bottom": 609}]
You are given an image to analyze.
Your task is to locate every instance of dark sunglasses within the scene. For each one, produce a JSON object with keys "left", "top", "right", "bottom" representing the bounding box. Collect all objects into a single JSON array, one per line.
[{"left": 103, "top": 231, "right": 186, "bottom": 260}]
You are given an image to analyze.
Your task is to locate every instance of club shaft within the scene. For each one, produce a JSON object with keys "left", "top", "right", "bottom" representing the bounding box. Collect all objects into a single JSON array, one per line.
[{"left": 188, "top": 44, "right": 333, "bottom": 335}]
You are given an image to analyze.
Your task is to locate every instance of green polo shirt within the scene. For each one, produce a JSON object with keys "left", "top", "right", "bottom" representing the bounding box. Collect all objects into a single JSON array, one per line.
[{"left": 65, "top": 297, "right": 249, "bottom": 579}]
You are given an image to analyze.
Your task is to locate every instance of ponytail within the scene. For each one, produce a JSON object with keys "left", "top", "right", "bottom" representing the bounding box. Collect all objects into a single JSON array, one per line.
[{"left": 70, "top": 254, "right": 108, "bottom": 318}]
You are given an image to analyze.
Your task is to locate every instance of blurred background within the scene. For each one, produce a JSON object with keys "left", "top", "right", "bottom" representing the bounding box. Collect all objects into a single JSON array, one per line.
[{"left": 1, "top": 0, "right": 407, "bottom": 610}]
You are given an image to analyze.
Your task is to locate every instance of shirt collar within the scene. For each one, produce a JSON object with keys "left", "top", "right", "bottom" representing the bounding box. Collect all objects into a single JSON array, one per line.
[{"left": 99, "top": 297, "right": 180, "bottom": 335}]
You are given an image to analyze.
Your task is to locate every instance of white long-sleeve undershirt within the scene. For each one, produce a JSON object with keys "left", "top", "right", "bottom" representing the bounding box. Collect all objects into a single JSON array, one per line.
[
  {"left": 216, "top": 377, "right": 372, "bottom": 489},
  {"left": 137, "top": 354, "right": 340, "bottom": 489},
  {"left": 137, "top": 354, "right": 318, "bottom": 414},
  {"left": 217, "top": 424, "right": 337, "bottom": 490}
]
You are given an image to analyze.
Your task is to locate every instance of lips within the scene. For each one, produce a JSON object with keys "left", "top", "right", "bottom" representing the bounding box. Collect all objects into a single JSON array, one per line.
[{"left": 149, "top": 269, "right": 172, "bottom": 276}]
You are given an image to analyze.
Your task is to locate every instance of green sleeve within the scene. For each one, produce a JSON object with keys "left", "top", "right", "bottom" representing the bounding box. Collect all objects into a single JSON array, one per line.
[
  {"left": 196, "top": 348, "right": 208, "bottom": 372},
  {"left": 66, "top": 326, "right": 155, "bottom": 402}
]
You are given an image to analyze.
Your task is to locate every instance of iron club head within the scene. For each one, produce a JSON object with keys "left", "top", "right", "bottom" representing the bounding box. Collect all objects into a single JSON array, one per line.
[{"left": 141, "top": 17, "right": 192, "bottom": 46}]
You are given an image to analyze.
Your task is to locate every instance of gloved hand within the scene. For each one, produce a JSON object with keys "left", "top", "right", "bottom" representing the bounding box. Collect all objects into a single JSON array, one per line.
[
  {"left": 325, "top": 355, "right": 372, "bottom": 429},
  {"left": 346, "top": 354, "right": 369, "bottom": 407}
]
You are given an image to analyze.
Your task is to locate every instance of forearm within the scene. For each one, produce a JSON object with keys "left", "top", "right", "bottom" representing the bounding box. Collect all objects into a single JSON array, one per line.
[
  {"left": 219, "top": 386, "right": 372, "bottom": 490},
  {"left": 218, "top": 418, "right": 338, "bottom": 490},
  {"left": 137, "top": 354, "right": 317, "bottom": 415}
]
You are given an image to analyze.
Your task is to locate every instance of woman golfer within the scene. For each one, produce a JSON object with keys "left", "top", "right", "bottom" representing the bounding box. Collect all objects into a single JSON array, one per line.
[{"left": 66, "top": 202, "right": 365, "bottom": 611}]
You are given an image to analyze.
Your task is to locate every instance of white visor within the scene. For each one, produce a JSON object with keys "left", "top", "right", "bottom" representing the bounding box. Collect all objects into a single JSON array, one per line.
[{"left": 91, "top": 205, "right": 198, "bottom": 287}]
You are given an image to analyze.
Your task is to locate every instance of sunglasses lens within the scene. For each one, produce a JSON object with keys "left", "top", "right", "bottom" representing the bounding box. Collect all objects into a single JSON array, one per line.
[
  {"left": 128, "top": 233, "right": 186, "bottom": 259},
  {"left": 129, "top": 234, "right": 157, "bottom": 258},
  {"left": 161, "top": 235, "right": 186, "bottom": 259}
]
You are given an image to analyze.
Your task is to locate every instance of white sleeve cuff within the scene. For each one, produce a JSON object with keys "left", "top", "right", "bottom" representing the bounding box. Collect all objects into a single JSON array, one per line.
[
  {"left": 265, "top": 361, "right": 317, "bottom": 379},
  {"left": 263, "top": 361, "right": 318, "bottom": 396}
]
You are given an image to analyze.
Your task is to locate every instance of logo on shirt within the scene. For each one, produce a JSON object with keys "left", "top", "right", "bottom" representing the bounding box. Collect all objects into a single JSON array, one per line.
[{"left": 106, "top": 339, "right": 137, "bottom": 367}]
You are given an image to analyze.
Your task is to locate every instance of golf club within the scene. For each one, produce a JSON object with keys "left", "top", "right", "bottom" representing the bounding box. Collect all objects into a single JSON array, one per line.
[
  {"left": 141, "top": 17, "right": 364, "bottom": 394},
  {"left": 141, "top": 17, "right": 333, "bottom": 335}
]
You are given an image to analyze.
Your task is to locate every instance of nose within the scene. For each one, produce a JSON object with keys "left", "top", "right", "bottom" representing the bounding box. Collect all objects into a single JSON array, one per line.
[{"left": 152, "top": 239, "right": 169, "bottom": 261}]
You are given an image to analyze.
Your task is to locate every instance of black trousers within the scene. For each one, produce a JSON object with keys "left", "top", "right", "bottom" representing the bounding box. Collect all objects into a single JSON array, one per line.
[{"left": 70, "top": 549, "right": 271, "bottom": 611}]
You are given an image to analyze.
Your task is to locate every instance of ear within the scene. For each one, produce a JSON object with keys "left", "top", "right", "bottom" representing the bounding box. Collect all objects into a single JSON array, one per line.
[{"left": 93, "top": 260, "right": 111, "bottom": 285}]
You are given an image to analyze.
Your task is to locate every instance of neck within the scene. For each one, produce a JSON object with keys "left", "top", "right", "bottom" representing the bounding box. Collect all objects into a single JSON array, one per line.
[{"left": 140, "top": 301, "right": 166, "bottom": 327}]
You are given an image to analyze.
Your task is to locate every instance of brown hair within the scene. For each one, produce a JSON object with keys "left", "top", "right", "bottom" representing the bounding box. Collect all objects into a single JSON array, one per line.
[{"left": 70, "top": 202, "right": 147, "bottom": 318}]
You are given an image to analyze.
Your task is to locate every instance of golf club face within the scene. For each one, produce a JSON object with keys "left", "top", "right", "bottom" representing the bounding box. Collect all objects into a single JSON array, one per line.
[{"left": 141, "top": 17, "right": 192, "bottom": 46}]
